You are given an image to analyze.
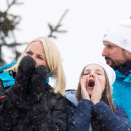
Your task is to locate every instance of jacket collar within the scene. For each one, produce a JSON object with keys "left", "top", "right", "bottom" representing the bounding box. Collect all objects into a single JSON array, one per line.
[
  {"left": 0, "top": 62, "right": 17, "bottom": 88},
  {"left": 115, "top": 60, "right": 131, "bottom": 76},
  {"left": 115, "top": 70, "right": 131, "bottom": 83},
  {"left": 115, "top": 70, "right": 126, "bottom": 78},
  {"left": 65, "top": 90, "right": 78, "bottom": 107},
  {"left": 0, "top": 62, "right": 17, "bottom": 73}
]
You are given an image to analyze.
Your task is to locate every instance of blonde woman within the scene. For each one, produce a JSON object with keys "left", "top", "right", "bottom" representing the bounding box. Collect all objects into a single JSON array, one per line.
[
  {"left": 0, "top": 37, "right": 67, "bottom": 131},
  {"left": 65, "top": 61, "right": 130, "bottom": 131}
]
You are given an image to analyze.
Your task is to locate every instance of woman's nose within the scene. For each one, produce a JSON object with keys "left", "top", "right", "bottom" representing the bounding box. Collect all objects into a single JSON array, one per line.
[
  {"left": 31, "top": 55, "right": 35, "bottom": 61},
  {"left": 30, "top": 55, "right": 36, "bottom": 64},
  {"left": 31, "top": 56, "right": 37, "bottom": 65}
]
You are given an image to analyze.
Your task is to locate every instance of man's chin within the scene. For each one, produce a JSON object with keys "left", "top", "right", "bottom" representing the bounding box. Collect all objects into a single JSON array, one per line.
[
  {"left": 105, "top": 60, "right": 115, "bottom": 69},
  {"left": 106, "top": 60, "right": 112, "bottom": 66}
]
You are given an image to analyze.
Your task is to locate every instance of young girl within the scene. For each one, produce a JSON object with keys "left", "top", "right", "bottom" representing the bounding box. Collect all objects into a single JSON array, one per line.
[{"left": 65, "top": 61, "right": 130, "bottom": 131}]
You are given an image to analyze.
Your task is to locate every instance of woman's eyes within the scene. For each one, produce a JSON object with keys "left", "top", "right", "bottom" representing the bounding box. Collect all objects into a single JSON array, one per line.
[
  {"left": 38, "top": 56, "right": 43, "bottom": 60},
  {"left": 26, "top": 52, "right": 44, "bottom": 60},
  {"left": 26, "top": 51, "right": 31, "bottom": 55}
]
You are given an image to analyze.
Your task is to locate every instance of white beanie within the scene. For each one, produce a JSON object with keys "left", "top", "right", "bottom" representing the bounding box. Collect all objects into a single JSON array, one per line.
[
  {"left": 86, "top": 61, "right": 116, "bottom": 87},
  {"left": 102, "top": 19, "right": 131, "bottom": 53}
]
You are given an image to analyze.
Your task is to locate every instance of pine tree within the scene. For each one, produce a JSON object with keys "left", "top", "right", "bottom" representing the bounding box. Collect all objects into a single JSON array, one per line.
[
  {"left": 0, "top": 0, "right": 68, "bottom": 67},
  {"left": 0, "top": 0, "right": 26, "bottom": 67}
]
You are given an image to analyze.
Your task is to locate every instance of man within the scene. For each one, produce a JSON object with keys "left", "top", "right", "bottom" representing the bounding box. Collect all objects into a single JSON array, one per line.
[{"left": 102, "top": 19, "right": 131, "bottom": 125}]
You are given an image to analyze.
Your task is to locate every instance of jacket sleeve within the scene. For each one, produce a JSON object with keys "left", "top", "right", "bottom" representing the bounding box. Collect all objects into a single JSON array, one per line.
[
  {"left": 92, "top": 101, "right": 131, "bottom": 131},
  {"left": 0, "top": 83, "right": 33, "bottom": 131},
  {"left": 0, "top": 81, "right": 19, "bottom": 130},
  {"left": 0, "top": 80, "right": 5, "bottom": 104},
  {"left": 67, "top": 99, "right": 93, "bottom": 131},
  {"left": 28, "top": 91, "right": 68, "bottom": 131}
]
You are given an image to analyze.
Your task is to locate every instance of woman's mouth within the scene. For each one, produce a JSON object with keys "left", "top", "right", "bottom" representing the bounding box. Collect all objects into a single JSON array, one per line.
[{"left": 88, "top": 80, "right": 95, "bottom": 89}]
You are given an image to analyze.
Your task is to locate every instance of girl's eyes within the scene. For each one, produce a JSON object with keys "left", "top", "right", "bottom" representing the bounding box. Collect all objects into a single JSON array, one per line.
[
  {"left": 96, "top": 73, "right": 101, "bottom": 75},
  {"left": 84, "top": 73, "right": 89, "bottom": 75},
  {"left": 84, "top": 73, "right": 101, "bottom": 75},
  {"left": 97, "top": 73, "right": 101, "bottom": 75}
]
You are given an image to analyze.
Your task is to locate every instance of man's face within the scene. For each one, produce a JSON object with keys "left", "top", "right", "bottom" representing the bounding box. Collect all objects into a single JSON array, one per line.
[{"left": 102, "top": 41, "right": 130, "bottom": 69}]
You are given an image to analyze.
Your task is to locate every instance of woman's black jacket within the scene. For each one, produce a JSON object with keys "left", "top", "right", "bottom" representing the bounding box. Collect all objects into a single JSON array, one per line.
[{"left": 0, "top": 70, "right": 67, "bottom": 131}]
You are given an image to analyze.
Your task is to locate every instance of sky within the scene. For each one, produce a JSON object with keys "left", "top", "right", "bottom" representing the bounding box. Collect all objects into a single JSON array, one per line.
[{"left": 1, "top": 0, "right": 131, "bottom": 90}]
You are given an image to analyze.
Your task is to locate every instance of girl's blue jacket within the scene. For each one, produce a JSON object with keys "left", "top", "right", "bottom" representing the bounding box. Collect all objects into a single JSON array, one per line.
[{"left": 65, "top": 90, "right": 130, "bottom": 131}]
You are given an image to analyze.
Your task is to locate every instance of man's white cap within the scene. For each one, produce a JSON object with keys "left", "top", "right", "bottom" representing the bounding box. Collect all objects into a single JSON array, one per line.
[
  {"left": 86, "top": 61, "right": 116, "bottom": 87},
  {"left": 102, "top": 19, "right": 131, "bottom": 53}
]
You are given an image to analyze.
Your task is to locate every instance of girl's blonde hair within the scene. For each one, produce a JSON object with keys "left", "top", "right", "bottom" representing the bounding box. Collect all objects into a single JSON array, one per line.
[
  {"left": 76, "top": 65, "right": 116, "bottom": 113},
  {"left": 6, "top": 37, "right": 66, "bottom": 96}
]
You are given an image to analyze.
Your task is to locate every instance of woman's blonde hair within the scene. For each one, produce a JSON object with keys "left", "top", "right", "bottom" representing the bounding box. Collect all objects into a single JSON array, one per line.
[
  {"left": 76, "top": 65, "right": 116, "bottom": 113},
  {"left": 6, "top": 37, "right": 66, "bottom": 96}
]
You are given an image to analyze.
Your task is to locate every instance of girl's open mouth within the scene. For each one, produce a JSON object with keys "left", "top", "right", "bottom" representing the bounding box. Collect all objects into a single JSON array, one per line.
[{"left": 88, "top": 80, "right": 95, "bottom": 89}]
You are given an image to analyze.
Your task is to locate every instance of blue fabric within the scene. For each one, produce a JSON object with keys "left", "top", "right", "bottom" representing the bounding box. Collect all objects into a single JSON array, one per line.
[
  {"left": 0, "top": 62, "right": 17, "bottom": 73},
  {"left": 112, "top": 70, "right": 131, "bottom": 125},
  {"left": 65, "top": 90, "right": 93, "bottom": 131},
  {"left": 65, "top": 90, "right": 131, "bottom": 131},
  {"left": 46, "top": 73, "right": 50, "bottom": 84},
  {"left": 0, "top": 62, "right": 16, "bottom": 88},
  {"left": 65, "top": 90, "right": 78, "bottom": 106},
  {"left": 0, "top": 71, "right": 15, "bottom": 87},
  {"left": 0, "top": 62, "right": 50, "bottom": 87}
]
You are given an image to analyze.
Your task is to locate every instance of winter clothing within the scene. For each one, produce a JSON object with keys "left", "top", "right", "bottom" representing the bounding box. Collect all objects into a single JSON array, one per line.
[
  {"left": 0, "top": 62, "right": 16, "bottom": 72},
  {"left": 114, "top": 60, "right": 131, "bottom": 76},
  {"left": 65, "top": 90, "right": 130, "bottom": 131},
  {"left": 0, "top": 56, "right": 67, "bottom": 131},
  {"left": 102, "top": 19, "right": 131, "bottom": 53},
  {"left": 112, "top": 60, "right": 131, "bottom": 125},
  {"left": 13, "top": 56, "right": 48, "bottom": 100},
  {"left": 0, "top": 62, "right": 16, "bottom": 88},
  {"left": 102, "top": 19, "right": 131, "bottom": 125},
  {"left": 85, "top": 61, "right": 116, "bottom": 87}
]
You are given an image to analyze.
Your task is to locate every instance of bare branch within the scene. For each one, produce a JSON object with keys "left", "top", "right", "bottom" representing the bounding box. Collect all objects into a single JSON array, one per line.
[
  {"left": 0, "top": 42, "right": 27, "bottom": 47},
  {"left": 55, "top": 30, "right": 67, "bottom": 33},
  {"left": 6, "top": 0, "right": 23, "bottom": 12},
  {"left": 0, "top": 0, "right": 24, "bottom": 65},
  {"left": 6, "top": 0, "right": 9, "bottom": 6},
  {"left": 48, "top": 9, "right": 68, "bottom": 39},
  {"left": 48, "top": 23, "right": 53, "bottom": 31},
  {"left": 57, "top": 9, "right": 68, "bottom": 25},
  {"left": 48, "top": 35, "right": 57, "bottom": 39},
  {"left": 6, "top": 0, "right": 15, "bottom": 12}
]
